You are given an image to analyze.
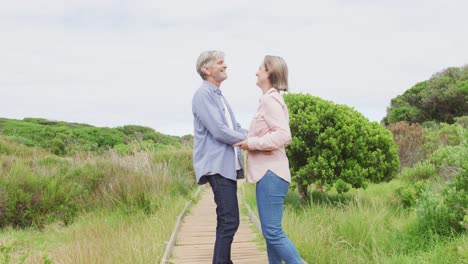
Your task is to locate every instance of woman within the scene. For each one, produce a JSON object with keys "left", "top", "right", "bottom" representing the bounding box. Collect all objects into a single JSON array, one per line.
[{"left": 234, "top": 55, "right": 303, "bottom": 264}]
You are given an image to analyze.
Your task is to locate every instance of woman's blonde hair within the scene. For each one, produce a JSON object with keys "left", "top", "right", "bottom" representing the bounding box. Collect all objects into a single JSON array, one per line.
[{"left": 264, "top": 55, "right": 288, "bottom": 91}]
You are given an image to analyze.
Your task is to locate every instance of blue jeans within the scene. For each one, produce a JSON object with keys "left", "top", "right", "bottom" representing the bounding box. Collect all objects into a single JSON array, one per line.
[
  {"left": 207, "top": 174, "right": 240, "bottom": 264},
  {"left": 257, "top": 170, "right": 302, "bottom": 264}
]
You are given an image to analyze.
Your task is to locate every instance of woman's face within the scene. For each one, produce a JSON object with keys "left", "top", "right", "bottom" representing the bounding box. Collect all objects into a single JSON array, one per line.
[{"left": 256, "top": 63, "right": 269, "bottom": 88}]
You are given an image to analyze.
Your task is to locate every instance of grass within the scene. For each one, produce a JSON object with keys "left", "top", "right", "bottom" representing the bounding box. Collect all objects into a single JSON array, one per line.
[
  {"left": 0, "top": 197, "right": 188, "bottom": 263},
  {"left": 1, "top": 126, "right": 466, "bottom": 263},
  {"left": 0, "top": 136, "right": 197, "bottom": 263},
  {"left": 242, "top": 180, "right": 467, "bottom": 264}
]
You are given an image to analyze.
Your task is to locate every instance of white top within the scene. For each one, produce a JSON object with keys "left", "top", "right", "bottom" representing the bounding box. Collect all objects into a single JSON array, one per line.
[{"left": 221, "top": 95, "right": 241, "bottom": 170}]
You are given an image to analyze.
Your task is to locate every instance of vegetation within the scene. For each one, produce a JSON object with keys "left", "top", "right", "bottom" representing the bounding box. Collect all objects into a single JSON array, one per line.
[
  {"left": 239, "top": 66, "right": 467, "bottom": 263},
  {"left": 2, "top": 62, "right": 467, "bottom": 264},
  {"left": 383, "top": 65, "right": 468, "bottom": 125},
  {"left": 240, "top": 66, "right": 466, "bottom": 263},
  {"left": 0, "top": 119, "right": 196, "bottom": 263},
  {"left": 243, "top": 181, "right": 467, "bottom": 264},
  {"left": 284, "top": 93, "right": 399, "bottom": 203},
  {"left": 242, "top": 118, "right": 466, "bottom": 263},
  {"left": 0, "top": 117, "right": 189, "bottom": 155}
]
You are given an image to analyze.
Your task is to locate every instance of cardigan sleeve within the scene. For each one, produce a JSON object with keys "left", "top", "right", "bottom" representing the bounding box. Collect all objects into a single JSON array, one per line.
[{"left": 247, "top": 95, "right": 291, "bottom": 151}]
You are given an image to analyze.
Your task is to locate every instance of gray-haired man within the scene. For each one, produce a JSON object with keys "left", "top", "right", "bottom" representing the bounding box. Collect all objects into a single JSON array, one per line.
[{"left": 192, "top": 50, "right": 246, "bottom": 264}]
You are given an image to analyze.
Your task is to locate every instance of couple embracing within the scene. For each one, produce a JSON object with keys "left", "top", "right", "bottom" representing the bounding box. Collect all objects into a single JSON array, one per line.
[{"left": 192, "top": 50, "right": 303, "bottom": 264}]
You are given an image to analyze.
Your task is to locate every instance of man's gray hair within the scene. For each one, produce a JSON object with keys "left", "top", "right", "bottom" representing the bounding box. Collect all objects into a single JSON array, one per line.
[{"left": 196, "top": 50, "right": 225, "bottom": 80}]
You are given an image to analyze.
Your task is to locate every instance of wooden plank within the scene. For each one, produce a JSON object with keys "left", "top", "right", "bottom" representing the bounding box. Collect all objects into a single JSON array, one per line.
[
  {"left": 166, "top": 184, "right": 268, "bottom": 263},
  {"left": 160, "top": 186, "right": 205, "bottom": 264}
]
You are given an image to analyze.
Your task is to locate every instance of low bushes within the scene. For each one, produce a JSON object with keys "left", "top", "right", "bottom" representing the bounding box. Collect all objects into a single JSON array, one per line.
[{"left": 0, "top": 139, "right": 195, "bottom": 228}]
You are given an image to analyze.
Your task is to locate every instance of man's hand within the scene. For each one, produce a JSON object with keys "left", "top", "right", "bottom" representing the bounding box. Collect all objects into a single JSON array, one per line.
[
  {"left": 234, "top": 140, "right": 273, "bottom": 155},
  {"left": 233, "top": 140, "right": 249, "bottom": 150}
]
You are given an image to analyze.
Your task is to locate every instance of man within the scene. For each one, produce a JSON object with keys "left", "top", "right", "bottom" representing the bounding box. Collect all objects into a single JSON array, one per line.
[{"left": 192, "top": 50, "right": 246, "bottom": 264}]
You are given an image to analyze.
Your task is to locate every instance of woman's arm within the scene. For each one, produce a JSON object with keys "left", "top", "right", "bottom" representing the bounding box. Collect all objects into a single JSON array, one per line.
[{"left": 246, "top": 95, "right": 291, "bottom": 151}]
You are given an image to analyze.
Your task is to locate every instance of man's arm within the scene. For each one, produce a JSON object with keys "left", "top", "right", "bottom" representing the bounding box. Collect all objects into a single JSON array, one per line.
[
  {"left": 193, "top": 90, "right": 245, "bottom": 145},
  {"left": 235, "top": 122, "right": 248, "bottom": 134}
]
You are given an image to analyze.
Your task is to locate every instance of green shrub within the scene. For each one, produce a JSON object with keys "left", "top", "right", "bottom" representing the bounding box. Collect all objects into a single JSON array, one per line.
[
  {"left": 415, "top": 189, "right": 452, "bottom": 236},
  {"left": 114, "top": 143, "right": 132, "bottom": 155},
  {"left": 421, "top": 122, "right": 467, "bottom": 161},
  {"left": 45, "top": 138, "right": 66, "bottom": 155},
  {"left": 400, "top": 160, "right": 437, "bottom": 181},
  {"left": 443, "top": 170, "right": 467, "bottom": 233},
  {"left": 0, "top": 118, "right": 183, "bottom": 156},
  {"left": 0, "top": 163, "right": 84, "bottom": 228},
  {"left": 284, "top": 93, "right": 399, "bottom": 203},
  {"left": 383, "top": 66, "right": 468, "bottom": 125},
  {"left": 454, "top": 115, "right": 468, "bottom": 128},
  {"left": 334, "top": 179, "right": 350, "bottom": 194},
  {"left": 430, "top": 145, "right": 467, "bottom": 173},
  {"left": 396, "top": 180, "right": 426, "bottom": 207},
  {"left": 387, "top": 106, "right": 424, "bottom": 124},
  {"left": 415, "top": 170, "right": 467, "bottom": 236},
  {"left": 23, "top": 118, "right": 59, "bottom": 126},
  {"left": 66, "top": 163, "right": 106, "bottom": 195},
  {"left": 438, "top": 123, "right": 463, "bottom": 146}
]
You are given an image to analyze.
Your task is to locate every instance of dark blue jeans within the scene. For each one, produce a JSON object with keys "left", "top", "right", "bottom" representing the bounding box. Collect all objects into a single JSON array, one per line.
[
  {"left": 257, "top": 170, "right": 302, "bottom": 264},
  {"left": 207, "top": 174, "right": 240, "bottom": 264}
]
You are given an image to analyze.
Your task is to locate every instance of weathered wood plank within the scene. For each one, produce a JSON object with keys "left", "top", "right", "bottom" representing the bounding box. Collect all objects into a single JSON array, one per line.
[{"left": 166, "top": 185, "right": 268, "bottom": 263}]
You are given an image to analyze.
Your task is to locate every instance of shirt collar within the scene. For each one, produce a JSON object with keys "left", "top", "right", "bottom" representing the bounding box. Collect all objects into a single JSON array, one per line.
[
  {"left": 265, "top": 87, "right": 278, "bottom": 95},
  {"left": 203, "top": 81, "right": 222, "bottom": 95}
]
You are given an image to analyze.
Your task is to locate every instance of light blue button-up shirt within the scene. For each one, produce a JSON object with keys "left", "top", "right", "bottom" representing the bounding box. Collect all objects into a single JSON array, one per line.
[{"left": 192, "top": 81, "right": 247, "bottom": 184}]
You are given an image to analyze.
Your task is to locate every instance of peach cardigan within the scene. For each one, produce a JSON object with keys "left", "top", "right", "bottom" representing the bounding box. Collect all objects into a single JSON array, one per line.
[{"left": 246, "top": 88, "right": 292, "bottom": 183}]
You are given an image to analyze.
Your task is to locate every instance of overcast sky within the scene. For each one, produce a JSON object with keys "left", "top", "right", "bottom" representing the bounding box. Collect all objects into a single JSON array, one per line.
[{"left": 1, "top": 0, "right": 467, "bottom": 136}]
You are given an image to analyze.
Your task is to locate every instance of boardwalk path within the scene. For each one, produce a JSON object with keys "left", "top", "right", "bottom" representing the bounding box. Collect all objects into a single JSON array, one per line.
[{"left": 165, "top": 182, "right": 268, "bottom": 264}]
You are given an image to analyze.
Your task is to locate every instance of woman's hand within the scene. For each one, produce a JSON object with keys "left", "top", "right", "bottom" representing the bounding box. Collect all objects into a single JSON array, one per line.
[
  {"left": 234, "top": 140, "right": 273, "bottom": 155},
  {"left": 233, "top": 140, "right": 249, "bottom": 150}
]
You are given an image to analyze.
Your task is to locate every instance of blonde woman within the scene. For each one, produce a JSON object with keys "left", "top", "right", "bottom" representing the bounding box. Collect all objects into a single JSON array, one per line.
[{"left": 234, "top": 55, "right": 302, "bottom": 264}]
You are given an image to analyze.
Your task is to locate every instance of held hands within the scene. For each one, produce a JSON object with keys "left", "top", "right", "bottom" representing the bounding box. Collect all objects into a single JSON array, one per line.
[
  {"left": 233, "top": 140, "right": 273, "bottom": 155},
  {"left": 233, "top": 140, "right": 249, "bottom": 151},
  {"left": 234, "top": 133, "right": 250, "bottom": 151}
]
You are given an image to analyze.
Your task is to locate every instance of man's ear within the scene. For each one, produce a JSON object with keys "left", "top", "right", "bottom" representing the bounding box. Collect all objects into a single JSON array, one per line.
[{"left": 202, "top": 66, "right": 211, "bottom": 77}]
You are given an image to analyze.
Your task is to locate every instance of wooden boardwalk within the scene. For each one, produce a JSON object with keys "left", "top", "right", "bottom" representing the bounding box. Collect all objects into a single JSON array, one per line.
[{"left": 166, "top": 185, "right": 268, "bottom": 264}]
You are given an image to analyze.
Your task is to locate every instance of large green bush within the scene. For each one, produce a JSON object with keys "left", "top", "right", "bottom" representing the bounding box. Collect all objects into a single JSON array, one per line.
[
  {"left": 383, "top": 65, "right": 468, "bottom": 125},
  {"left": 284, "top": 93, "right": 399, "bottom": 203}
]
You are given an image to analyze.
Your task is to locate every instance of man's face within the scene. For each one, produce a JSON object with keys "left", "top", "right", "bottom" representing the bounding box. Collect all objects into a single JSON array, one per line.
[{"left": 204, "top": 58, "right": 227, "bottom": 83}]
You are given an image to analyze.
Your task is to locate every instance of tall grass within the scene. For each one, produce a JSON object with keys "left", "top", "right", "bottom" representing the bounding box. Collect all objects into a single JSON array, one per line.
[
  {"left": 1, "top": 197, "right": 188, "bottom": 264},
  {"left": 0, "top": 136, "right": 196, "bottom": 263},
  {"left": 0, "top": 136, "right": 193, "bottom": 227},
  {"left": 242, "top": 181, "right": 467, "bottom": 264}
]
